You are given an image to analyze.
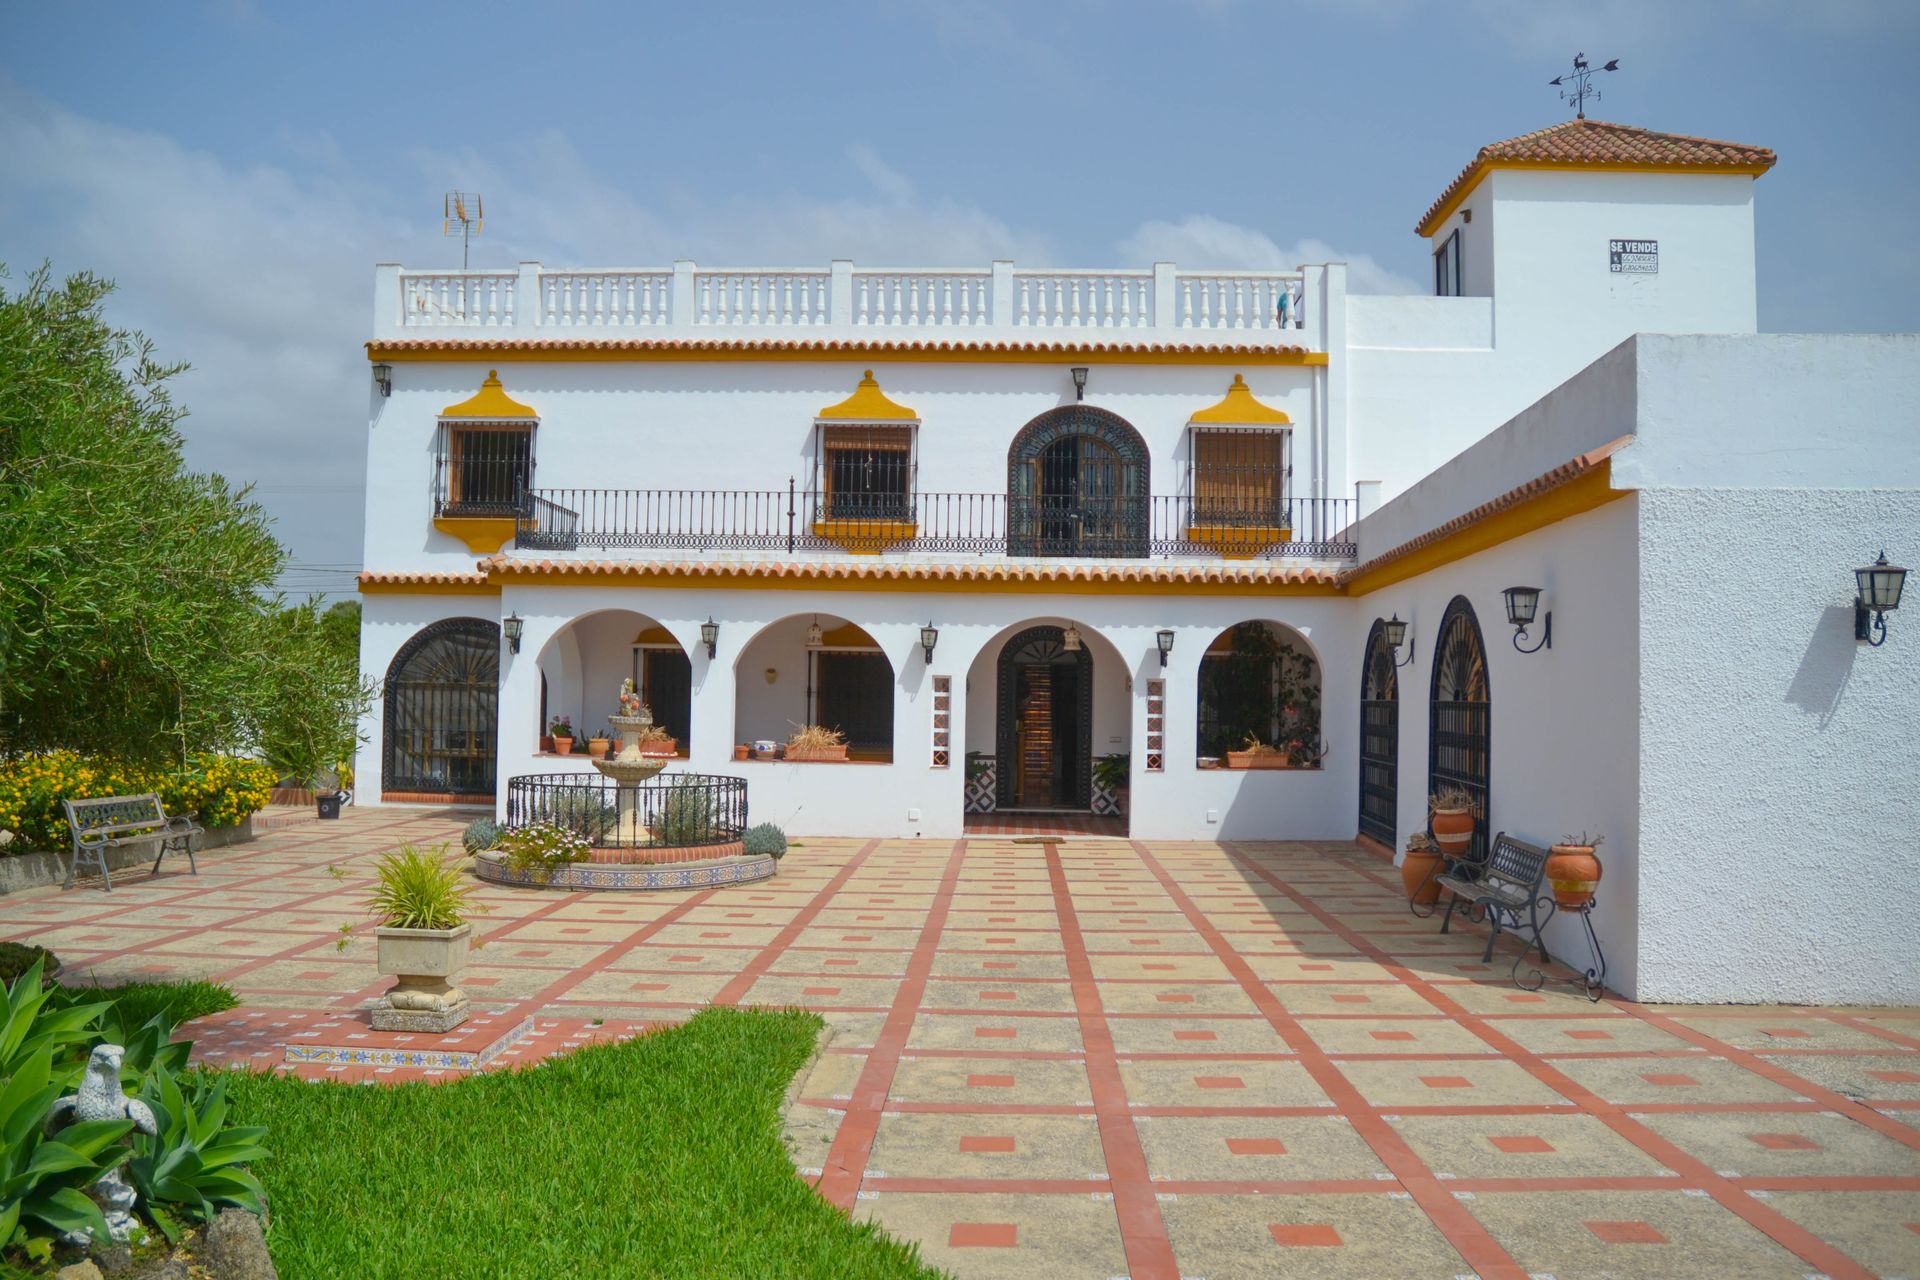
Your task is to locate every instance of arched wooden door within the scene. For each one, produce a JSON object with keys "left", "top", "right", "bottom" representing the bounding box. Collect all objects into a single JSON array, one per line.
[
  {"left": 1428, "top": 596, "right": 1490, "bottom": 862},
  {"left": 1007, "top": 406, "right": 1149, "bottom": 557},
  {"left": 1358, "top": 619, "right": 1399, "bottom": 847},
  {"left": 383, "top": 618, "right": 499, "bottom": 801},
  {"left": 996, "top": 625, "right": 1093, "bottom": 810}
]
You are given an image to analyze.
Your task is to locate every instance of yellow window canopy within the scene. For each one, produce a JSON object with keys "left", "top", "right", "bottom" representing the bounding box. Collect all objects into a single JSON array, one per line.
[
  {"left": 817, "top": 370, "right": 918, "bottom": 423},
  {"left": 1189, "top": 374, "right": 1290, "bottom": 426},
  {"left": 442, "top": 369, "right": 538, "bottom": 420}
]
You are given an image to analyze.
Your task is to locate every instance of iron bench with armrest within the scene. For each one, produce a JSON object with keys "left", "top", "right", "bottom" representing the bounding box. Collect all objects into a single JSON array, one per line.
[
  {"left": 61, "top": 794, "right": 202, "bottom": 892},
  {"left": 1434, "top": 831, "right": 1556, "bottom": 988}
]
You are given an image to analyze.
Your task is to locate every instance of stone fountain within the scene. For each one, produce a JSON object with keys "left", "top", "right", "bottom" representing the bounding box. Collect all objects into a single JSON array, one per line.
[{"left": 595, "top": 707, "right": 669, "bottom": 846}]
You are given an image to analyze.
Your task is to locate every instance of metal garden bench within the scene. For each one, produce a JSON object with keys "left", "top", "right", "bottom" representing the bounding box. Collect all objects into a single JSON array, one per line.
[
  {"left": 1433, "top": 831, "right": 1556, "bottom": 987},
  {"left": 60, "top": 794, "right": 202, "bottom": 892}
]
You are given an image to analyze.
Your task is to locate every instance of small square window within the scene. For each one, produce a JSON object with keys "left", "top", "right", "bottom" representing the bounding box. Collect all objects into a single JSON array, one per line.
[{"left": 1434, "top": 229, "right": 1463, "bottom": 297}]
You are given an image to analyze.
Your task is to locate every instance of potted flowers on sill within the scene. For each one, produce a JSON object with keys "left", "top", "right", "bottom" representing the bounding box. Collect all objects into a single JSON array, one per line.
[
  {"left": 549, "top": 716, "right": 575, "bottom": 755},
  {"left": 785, "top": 723, "right": 849, "bottom": 762},
  {"left": 345, "top": 843, "right": 488, "bottom": 1033},
  {"left": 1547, "top": 832, "right": 1605, "bottom": 909}
]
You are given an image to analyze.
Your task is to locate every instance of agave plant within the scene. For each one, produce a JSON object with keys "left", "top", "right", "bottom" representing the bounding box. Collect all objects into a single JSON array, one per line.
[
  {"left": 127, "top": 1067, "right": 269, "bottom": 1243},
  {"left": 0, "top": 959, "right": 104, "bottom": 1088},
  {"left": 0, "top": 1045, "right": 136, "bottom": 1252}
]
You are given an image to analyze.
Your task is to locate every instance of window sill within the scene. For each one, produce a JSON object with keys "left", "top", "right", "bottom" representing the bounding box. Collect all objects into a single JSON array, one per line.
[{"left": 433, "top": 515, "right": 517, "bottom": 553}]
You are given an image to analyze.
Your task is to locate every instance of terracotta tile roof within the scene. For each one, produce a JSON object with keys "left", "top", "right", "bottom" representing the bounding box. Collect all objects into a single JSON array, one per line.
[
  {"left": 357, "top": 570, "right": 490, "bottom": 588},
  {"left": 1339, "top": 436, "right": 1634, "bottom": 586},
  {"left": 366, "top": 336, "right": 1313, "bottom": 358},
  {"left": 477, "top": 555, "right": 1341, "bottom": 587},
  {"left": 1419, "top": 120, "right": 1776, "bottom": 234}
]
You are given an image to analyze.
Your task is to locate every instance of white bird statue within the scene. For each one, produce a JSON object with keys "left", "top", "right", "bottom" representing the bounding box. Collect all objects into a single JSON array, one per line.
[{"left": 46, "top": 1045, "right": 157, "bottom": 1245}]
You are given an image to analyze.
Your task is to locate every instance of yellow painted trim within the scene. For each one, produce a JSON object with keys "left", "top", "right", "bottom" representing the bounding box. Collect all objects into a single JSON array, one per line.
[
  {"left": 818, "top": 621, "right": 882, "bottom": 649},
  {"left": 1419, "top": 159, "right": 1773, "bottom": 237},
  {"left": 440, "top": 368, "right": 538, "bottom": 419},
  {"left": 370, "top": 343, "right": 1329, "bottom": 368},
  {"left": 432, "top": 516, "right": 517, "bottom": 554},
  {"left": 1188, "top": 374, "right": 1291, "bottom": 425},
  {"left": 1344, "top": 465, "right": 1628, "bottom": 595},
  {"left": 1185, "top": 525, "right": 1291, "bottom": 561},
  {"left": 817, "top": 369, "right": 918, "bottom": 422},
  {"left": 356, "top": 579, "right": 498, "bottom": 597},
  {"left": 811, "top": 519, "right": 920, "bottom": 554},
  {"left": 481, "top": 567, "right": 1340, "bottom": 598},
  {"left": 633, "top": 625, "right": 676, "bottom": 646}
]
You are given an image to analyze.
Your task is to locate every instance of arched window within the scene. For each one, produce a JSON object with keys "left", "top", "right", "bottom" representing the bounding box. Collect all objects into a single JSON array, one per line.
[
  {"left": 1007, "top": 406, "right": 1149, "bottom": 558},
  {"left": 1359, "top": 620, "right": 1399, "bottom": 846},
  {"left": 383, "top": 618, "right": 499, "bottom": 800},
  {"left": 1428, "top": 596, "right": 1490, "bottom": 862},
  {"left": 1196, "top": 622, "right": 1322, "bottom": 767}
]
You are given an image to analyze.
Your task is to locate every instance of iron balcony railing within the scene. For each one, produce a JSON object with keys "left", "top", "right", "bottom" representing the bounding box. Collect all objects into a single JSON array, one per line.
[
  {"left": 513, "top": 484, "right": 1356, "bottom": 559},
  {"left": 506, "top": 773, "right": 747, "bottom": 850}
]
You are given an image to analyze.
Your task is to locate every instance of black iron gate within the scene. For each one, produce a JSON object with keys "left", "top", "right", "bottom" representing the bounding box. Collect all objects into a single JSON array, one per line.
[
  {"left": 383, "top": 618, "right": 500, "bottom": 799},
  {"left": 995, "top": 625, "right": 1093, "bottom": 810},
  {"left": 1428, "top": 596, "right": 1490, "bottom": 863},
  {"left": 1359, "top": 619, "right": 1399, "bottom": 847}
]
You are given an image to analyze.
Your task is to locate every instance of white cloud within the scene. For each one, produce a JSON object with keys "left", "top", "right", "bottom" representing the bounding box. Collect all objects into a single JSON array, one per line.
[{"left": 1117, "top": 214, "right": 1420, "bottom": 295}]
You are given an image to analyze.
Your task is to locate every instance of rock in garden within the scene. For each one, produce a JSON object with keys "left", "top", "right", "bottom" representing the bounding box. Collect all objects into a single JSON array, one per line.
[
  {"left": 199, "top": 1208, "right": 277, "bottom": 1280},
  {"left": 53, "top": 1261, "right": 103, "bottom": 1280}
]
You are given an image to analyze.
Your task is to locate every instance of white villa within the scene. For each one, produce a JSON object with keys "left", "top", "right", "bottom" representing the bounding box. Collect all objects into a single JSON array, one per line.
[{"left": 355, "top": 120, "right": 1920, "bottom": 1005}]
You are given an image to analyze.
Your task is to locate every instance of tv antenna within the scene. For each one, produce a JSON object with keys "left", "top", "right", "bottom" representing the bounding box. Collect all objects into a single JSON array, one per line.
[
  {"left": 1549, "top": 53, "right": 1619, "bottom": 119},
  {"left": 443, "top": 191, "right": 483, "bottom": 268}
]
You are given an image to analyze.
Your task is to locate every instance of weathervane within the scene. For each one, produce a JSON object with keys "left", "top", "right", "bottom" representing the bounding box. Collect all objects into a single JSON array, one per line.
[{"left": 1549, "top": 52, "right": 1619, "bottom": 119}]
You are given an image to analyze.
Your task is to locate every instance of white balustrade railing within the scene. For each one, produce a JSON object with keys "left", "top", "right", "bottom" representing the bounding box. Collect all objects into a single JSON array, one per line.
[
  {"left": 543, "top": 270, "right": 670, "bottom": 327},
  {"left": 402, "top": 271, "right": 517, "bottom": 327},
  {"left": 1014, "top": 270, "right": 1154, "bottom": 329},
  {"left": 387, "top": 261, "right": 1313, "bottom": 339},
  {"left": 696, "top": 269, "right": 830, "bottom": 326},
  {"left": 853, "top": 269, "right": 989, "bottom": 326}
]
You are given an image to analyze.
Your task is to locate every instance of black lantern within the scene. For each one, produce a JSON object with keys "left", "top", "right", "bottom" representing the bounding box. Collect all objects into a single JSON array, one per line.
[
  {"left": 700, "top": 617, "right": 719, "bottom": 659},
  {"left": 502, "top": 612, "right": 524, "bottom": 654},
  {"left": 371, "top": 362, "right": 393, "bottom": 397},
  {"left": 1156, "top": 628, "right": 1175, "bottom": 668},
  {"left": 1502, "top": 586, "right": 1551, "bottom": 653},
  {"left": 1382, "top": 613, "right": 1414, "bottom": 667},
  {"left": 920, "top": 622, "right": 938, "bottom": 664},
  {"left": 1855, "top": 551, "right": 1907, "bottom": 647},
  {"left": 1070, "top": 367, "right": 1089, "bottom": 401}
]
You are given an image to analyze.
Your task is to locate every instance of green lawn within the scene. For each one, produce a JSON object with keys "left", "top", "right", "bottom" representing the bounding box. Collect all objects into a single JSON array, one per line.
[
  {"left": 47, "top": 976, "right": 239, "bottom": 1029},
  {"left": 223, "top": 1007, "right": 944, "bottom": 1280}
]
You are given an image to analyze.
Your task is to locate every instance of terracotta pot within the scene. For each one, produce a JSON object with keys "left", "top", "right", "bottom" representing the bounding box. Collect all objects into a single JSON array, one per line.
[
  {"left": 552, "top": 736, "right": 574, "bottom": 756},
  {"left": 1225, "top": 751, "right": 1290, "bottom": 770},
  {"left": 588, "top": 737, "right": 611, "bottom": 758},
  {"left": 1430, "top": 806, "right": 1474, "bottom": 855},
  {"left": 1401, "top": 847, "right": 1444, "bottom": 905},
  {"left": 733, "top": 744, "right": 751, "bottom": 761},
  {"left": 539, "top": 735, "right": 554, "bottom": 753},
  {"left": 1547, "top": 844, "right": 1603, "bottom": 909}
]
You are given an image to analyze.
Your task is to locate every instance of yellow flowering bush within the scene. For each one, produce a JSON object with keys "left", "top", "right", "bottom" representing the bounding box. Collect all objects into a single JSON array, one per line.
[{"left": 0, "top": 751, "right": 277, "bottom": 851}]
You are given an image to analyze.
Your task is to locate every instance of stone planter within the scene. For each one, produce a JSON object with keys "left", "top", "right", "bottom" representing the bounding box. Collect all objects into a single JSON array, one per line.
[
  {"left": 785, "top": 744, "right": 849, "bottom": 762},
  {"left": 372, "top": 923, "right": 471, "bottom": 1032}
]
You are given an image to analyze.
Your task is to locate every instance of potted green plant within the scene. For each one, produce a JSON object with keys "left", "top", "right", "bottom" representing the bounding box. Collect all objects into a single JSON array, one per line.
[
  {"left": 1093, "top": 753, "right": 1131, "bottom": 814},
  {"left": 785, "top": 724, "right": 848, "bottom": 762},
  {"left": 1429, "top": 785, "right": 1475, "bottom": 856},
  {"left": 1547, "top": 832, "right": 1605, "bottom": 908},
  {"left": 1401, "top": 831, "right": 1444, "bottom": 905},
  {"left": 353, "top": 844, "right": 486, "bottom": 1032},
  {"left": 549, "top": 716, "right": 575, "bottom": 755}
]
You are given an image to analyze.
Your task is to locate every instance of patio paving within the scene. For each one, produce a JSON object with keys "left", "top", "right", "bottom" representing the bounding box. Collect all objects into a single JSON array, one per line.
[{"left": 4, "top": 806, "right": 1918, "bottom": 1279}]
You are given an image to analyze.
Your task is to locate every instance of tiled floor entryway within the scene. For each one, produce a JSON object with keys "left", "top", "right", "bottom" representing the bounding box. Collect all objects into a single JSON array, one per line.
[{"left": 4, "top": 807, "right": 1916, "bottom": 1279}]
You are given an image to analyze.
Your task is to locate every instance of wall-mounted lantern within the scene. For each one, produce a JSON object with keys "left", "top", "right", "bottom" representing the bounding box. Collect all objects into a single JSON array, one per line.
[
  {"left": 700, "top": 617, "right": 719, "bottom": 659},
  {"left": 502, "top": 613, "right": 524, "bottom": 654},
  {"left": 1070, "top": 367, "right": 1089, "bottom": 401},
  {"left": 920, "top": 622, "right": 939, "bottom": 664},
  {"left": 371, "top": 362, "right": 393, "bottom": 397},
  {"left": 805, "top": 616, "right": 823, "bottom": 649},
  {"left": 1856, "top": 551, "right": 1907, "bottom": 647},
  {"left": 1062, "top": 623, "right": 1082, "bottom": 652},
  {"left": 1156, "top": 628, "right": 1175, "bottom": 668},
  {"left": 1382, "top": 614, "right": 1415, "bottom": 667},
  {"left": 1502, "top": 586, "right": 1552, "bottom": 653}
]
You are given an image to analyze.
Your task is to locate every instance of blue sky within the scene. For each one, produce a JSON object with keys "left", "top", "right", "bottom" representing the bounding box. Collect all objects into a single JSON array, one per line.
[{"left": 2, "top": 1, "right": 1914, "bottom": 595}]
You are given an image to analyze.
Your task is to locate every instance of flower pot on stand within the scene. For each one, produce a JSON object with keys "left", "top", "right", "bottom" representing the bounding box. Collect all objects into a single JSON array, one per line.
[
  {"left": 1547, "top": 843, "right": 1604, "bottom": 909},
  {"left": 371, "top": 923, "right": 472, "bottom": 1032},
  {"left": 1430, "top": 806, "right": 1475, "bottom": 858},
  {"left": 1401, "top": 842, "right": 1444, "bottom": 906}
]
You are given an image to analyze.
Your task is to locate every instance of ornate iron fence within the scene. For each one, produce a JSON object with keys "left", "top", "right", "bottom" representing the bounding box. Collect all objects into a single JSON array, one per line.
[{"left": 505, "top": 773, "right": 747, "bottom": 850}]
